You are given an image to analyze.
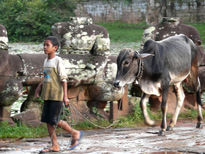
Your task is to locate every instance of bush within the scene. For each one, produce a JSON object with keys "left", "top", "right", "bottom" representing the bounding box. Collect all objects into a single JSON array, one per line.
[
  {"left": 0, "top": 0, "right": 77, "bottom": 42},
  {"left": 0, "top": 121, "right": 48, "bottom": 138}
]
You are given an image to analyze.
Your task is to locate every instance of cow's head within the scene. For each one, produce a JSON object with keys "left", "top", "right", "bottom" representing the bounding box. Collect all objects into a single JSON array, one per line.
[{"left": 114, "top": 48, "right": 153, "bottom": 88}]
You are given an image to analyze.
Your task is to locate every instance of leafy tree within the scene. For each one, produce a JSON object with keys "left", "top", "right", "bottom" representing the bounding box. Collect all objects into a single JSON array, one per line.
[{"left": 0, "top": 0, "right": 77, "bottom": 42}]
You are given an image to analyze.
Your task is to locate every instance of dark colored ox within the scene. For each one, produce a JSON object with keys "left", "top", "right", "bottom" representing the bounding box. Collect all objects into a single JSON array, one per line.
[{"left": 114, "top": 34, "right": 203, "bottom": 135}]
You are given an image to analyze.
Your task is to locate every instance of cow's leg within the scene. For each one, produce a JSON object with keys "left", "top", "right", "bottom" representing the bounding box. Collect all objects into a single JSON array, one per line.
[
  {"left": 196, "top": 77, "right": 203, "bottom": 128},
  {"left": 159, "top": 84, "right": 169, "bottom": 136},
  {"left": 140, "top": 93, "right": 155, "bottom": 126},
  {"left": 167, "top": 82, "right": 184, "bottom": 131}
]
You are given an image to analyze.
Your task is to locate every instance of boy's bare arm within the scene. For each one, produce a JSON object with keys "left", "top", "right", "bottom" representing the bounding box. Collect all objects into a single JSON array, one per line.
[
  {"left": 62, "top": 81, "right": 69, "bottom": 106},
  {"left": 34, "top": 81, "right": 43, "bottom": 98}
]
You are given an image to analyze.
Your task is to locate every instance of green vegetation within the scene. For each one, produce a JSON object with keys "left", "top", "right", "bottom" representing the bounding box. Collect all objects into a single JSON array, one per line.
[
  {"left": 0, "top": 0, "right": 76, "bottom": 42},
  {"left": 187, "top": 22, "right": 205, "bottom": 44},
  {"left": 0, "top": 98, "right": 204, "bottom": 138},
  {"left": 99, "top": 21, "right": 205, "bottom": 45},
  {"left": 0, "top": 121, "right": 48, "bottom": 138},
  {"left": 74, "top": 120, "right": 111, "bottom": 130},
  {"left": 98, "top": 21, "right": 147, "bottom": 43},
  {"left": 179, "top": 108, "right": 205, "bottom": 120}
]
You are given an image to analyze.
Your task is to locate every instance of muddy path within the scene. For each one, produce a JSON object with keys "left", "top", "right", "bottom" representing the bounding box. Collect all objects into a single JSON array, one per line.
[{"left": 0, "top": 120, "right": 205, "bottom": 154}]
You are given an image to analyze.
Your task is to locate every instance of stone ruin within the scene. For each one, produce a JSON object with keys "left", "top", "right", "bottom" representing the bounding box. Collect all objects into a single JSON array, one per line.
[
  {"left": 0, "top": 18, "right": 131, "bottom": 127},
  {"left": 137, "top": 17, "right": 205, "bottom": 113},
  {"left": 52, "top": 17, "right": 110, "bottom": 56}
]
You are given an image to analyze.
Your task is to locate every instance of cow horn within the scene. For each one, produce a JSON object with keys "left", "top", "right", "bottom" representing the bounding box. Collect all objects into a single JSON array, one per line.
[
  {"left": 139, "top": 53, "right": 154, "bottom": 59},
  {"left": 133, "top": 51, "right": 140, "bottom": 58}
]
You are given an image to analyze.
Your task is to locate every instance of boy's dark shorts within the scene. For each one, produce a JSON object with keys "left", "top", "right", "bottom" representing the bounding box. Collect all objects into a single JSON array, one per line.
[{"left": 41, "top": 100, "right": 63, "bottom": 126}]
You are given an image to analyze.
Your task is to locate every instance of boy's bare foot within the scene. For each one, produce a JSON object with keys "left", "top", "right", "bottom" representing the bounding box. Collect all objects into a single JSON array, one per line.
[
  {"left": 70, "top": 131, "right": 80, "bottom": 147},
  {"left": 69, "top": 139, "right": 79, "bottom": 148},
  {"left": 69, "top": 131, "right": 83, "bottom": 150},
  {"left": 40, "top": 145, "right": 60, "bottom": 153}
]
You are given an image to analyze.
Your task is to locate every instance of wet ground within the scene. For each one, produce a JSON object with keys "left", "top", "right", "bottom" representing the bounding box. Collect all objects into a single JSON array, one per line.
[{"left": 1, "top": 120, "right": 205, "bottom": 154}]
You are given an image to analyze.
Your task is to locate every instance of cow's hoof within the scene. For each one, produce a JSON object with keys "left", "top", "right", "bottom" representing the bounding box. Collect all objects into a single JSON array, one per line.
[
  {"left": 196, "top": 122, "right": 203, "bottom": 129},
  {"left": 158, "top": 130, "right": 165, "bottom": 136},
  {"left": 145, "top": 119, "right": 155, "bottom": 126},
  {"left": 166, "top": 126, "right": 173, "bottom": 131}
]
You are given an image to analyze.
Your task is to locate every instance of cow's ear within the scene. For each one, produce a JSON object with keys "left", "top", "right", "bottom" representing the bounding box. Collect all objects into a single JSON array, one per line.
[
  {"left": 197, "top": 40, "right": 201, "bottom": 46},
  {"left": 139, "top": 53, "right": 154, "bottom": 59},
  {"left": 133, "top": 51, "right": 140, "bottom": 58}
]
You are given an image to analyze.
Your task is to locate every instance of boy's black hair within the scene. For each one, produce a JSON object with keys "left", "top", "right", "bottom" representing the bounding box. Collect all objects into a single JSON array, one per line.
[{"left": 45, "top": 36, "right": 60, "bottom": 50}]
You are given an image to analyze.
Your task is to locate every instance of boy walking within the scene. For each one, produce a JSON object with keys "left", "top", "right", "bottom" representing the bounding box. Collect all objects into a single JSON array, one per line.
[{"left": 35, "top": 36, "right": 83, "bottom": 152}]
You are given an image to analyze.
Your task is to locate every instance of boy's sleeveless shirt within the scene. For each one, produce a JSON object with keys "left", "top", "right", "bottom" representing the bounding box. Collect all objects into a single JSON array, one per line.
[{"left": 41, "top": 56, "right": 67, "bottom": 101}]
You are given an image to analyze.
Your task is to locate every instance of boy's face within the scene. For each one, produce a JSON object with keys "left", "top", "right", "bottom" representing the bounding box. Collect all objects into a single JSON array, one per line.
[{"left": 43, "top": 40, "right": 58, "bottom": 55}]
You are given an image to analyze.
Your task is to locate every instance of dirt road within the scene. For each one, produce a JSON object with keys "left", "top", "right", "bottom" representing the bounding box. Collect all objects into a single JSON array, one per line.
[{"left": 0, "top": 120, "right": 205, "bottom": 154}]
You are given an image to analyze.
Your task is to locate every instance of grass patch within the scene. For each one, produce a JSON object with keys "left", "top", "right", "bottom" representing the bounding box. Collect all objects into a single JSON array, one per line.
[
  {"left": 98, "top": 21, "right": 205, "bottom": 46},
  {"left": 1, "top": 104, "right": 204, "bottom": 138},
  {"left": 0, "top": 121, "right": 48, "bottom": 138},
  {"left": 73, "top": 119, "right": 111, "bottom": 130},
  {"left": 178, "top": 108, "right": 205, "bottom": 120},
  {"left": 98, "top": 21, "right": 147, "bottom": 43},
  {"left": 185, "top": 22, "right": 205, "bottom": 44}
]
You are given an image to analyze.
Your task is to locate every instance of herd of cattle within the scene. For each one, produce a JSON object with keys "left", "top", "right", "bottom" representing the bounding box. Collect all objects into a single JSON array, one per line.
[{"left": 0, "top": 17, "right": 205, "bottom": 136}]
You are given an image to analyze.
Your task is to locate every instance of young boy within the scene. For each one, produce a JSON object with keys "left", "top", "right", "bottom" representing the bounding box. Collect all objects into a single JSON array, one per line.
[{"left": 35, "top": 36, "right": 83, "bottom": 152}]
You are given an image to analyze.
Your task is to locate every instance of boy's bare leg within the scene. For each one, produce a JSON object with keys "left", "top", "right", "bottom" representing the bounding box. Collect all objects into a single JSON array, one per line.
[
  {"left": 57, "top": 120, "right": 80, "bottom": 147},
  {"left": 47, "top": 123, "right": 60, "bottom": 151}
]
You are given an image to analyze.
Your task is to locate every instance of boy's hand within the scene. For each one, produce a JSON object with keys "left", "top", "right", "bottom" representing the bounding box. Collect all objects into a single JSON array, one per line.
[{"left": 64, "top": 98, "right": 69, "bottom": 106}]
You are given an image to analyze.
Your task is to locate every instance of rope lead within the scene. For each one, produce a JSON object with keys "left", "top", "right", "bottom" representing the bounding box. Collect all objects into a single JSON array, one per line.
[{"left": 65, "top": 101, "right": 121, "bottom": 129}]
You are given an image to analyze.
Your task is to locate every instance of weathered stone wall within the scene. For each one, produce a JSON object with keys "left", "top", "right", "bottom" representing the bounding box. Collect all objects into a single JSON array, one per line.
[
  {"left": 74, "top": 0, "right": 205, "bottom": 24},
  {"left": 75, "top": 0, "right": 146, "bottom": 24},
  {"left": 52, "top": 17, "right": 110, "bottom": 56}
]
